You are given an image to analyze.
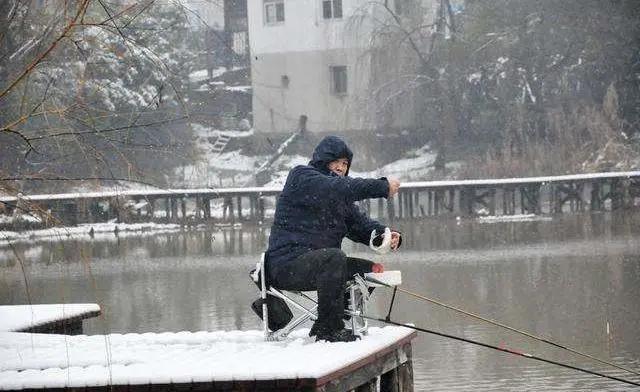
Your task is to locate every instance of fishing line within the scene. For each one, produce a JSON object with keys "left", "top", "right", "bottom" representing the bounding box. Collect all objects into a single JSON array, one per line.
[
  {"left": 362, "top": 315, "right": 640, "bottom": 388},
  {"left": 367, "top": 276, "right": 640, "bottom": 379}
]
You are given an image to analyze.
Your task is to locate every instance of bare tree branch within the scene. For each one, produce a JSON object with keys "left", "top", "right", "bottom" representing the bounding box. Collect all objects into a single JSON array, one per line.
[
  {"left": 26, "top": 116, "right": 188, "bottom": 141},
  {"left": 0, "top": 0, "right": 90, "bottom": 100}
]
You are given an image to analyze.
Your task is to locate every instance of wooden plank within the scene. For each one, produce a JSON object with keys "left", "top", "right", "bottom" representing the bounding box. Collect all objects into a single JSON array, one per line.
[
  {"left": 355, "top": 379, "right": 377, "bottom": 392},
  {"left": 2, "top": 305, "right": 101, "bottom": 334},
  {"left": 380, "top": 367, "right": 399, "bottom": 392},
  {"left": 315, "top": 333, "right": 415, "bottom": 390}
]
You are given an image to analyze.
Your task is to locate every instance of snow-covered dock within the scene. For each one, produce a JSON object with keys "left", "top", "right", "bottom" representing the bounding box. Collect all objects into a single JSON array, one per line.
[
  {"left": 0, "top": 327, "right": 416, "bottom": 391},
  {"left": 0, "top": 304, "right": 101, "bottom": 335}
]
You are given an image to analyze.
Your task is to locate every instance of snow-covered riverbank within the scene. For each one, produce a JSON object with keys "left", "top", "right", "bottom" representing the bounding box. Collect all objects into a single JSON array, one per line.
[{"left": 0, "top": 222, "right": 185, "bottom": 246}]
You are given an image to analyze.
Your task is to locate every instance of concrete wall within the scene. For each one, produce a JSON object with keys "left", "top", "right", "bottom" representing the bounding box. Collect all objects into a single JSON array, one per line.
[
  {"left": 251, "top": 48, "right": 374, "bottom": 133},
  {"left": 248, "top": 0, "right": 436, "bottom": 133},
  {"left": 248, "top": 0, "right": 375, "bottom": 54}
]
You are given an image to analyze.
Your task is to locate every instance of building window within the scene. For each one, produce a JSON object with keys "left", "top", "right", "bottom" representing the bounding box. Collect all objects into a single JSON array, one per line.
[
  {"left": 330, "top": 66, "right": 347, "bottom": 95},
  {"left": 264, "top": 0, "right": 285, "bottom": 25},
  {"left": 322, "top": 0, "right": 342, "bottom": 19}
]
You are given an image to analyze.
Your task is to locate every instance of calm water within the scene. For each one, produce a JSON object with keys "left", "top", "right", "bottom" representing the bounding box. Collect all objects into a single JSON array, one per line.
[{"left": 1, "top": 212, "right": 639, "bottom": 391}]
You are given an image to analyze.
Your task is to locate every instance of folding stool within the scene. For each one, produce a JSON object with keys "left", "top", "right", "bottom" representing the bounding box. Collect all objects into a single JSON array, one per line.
[{"left": 250, "top": 253, "right": 401, "bottom": 341}]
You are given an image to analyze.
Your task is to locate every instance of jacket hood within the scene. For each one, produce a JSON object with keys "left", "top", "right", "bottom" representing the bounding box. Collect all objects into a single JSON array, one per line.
[{"left": 309, "top": 136, "right": 353, "bottom": 175}]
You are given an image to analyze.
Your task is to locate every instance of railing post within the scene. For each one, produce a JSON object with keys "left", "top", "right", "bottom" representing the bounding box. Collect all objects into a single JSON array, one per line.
[
  {"left": 203, "top": 197, "right": 211, "bottom": 220},
  {"left": 258, "top": 195, "right": 265, "bottom": 222},
  {"left": 590, "top": 182, "right": 602, "bottom": 211},
  {"left": 164, "top": 198, "right": 171, "bottom": 220},
  {"left": 236, "top": 196, "right": 243, "bottom": 221},
  {"left": 195, "top": 197, "right": 202, "bottom": 220},
  {"left": 170, "top": 198, "right": 178, "bottom": 221},
  {"left": 387, "top": 197, "right": 395, "bottom": 222}
]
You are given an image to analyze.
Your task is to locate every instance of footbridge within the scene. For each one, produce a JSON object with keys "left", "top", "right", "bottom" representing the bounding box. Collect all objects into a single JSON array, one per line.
[{"left": 1, "top": 171, "right": 639, "bottom": 228}]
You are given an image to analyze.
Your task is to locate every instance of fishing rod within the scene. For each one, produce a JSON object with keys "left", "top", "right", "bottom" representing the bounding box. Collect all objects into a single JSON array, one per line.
[
  {"left": 362, "top": 314, "right": 640, "bottom": 388},
  {"left": 366, "top": 277, "right": 640, "bottom": 379}
]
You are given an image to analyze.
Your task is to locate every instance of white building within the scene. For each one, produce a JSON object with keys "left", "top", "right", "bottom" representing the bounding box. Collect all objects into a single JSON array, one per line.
[{"left": 247, "top": 0, "right": 437, "bottom": 134}]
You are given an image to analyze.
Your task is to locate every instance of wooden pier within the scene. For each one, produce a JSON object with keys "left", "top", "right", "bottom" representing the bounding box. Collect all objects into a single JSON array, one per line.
[
  {"left": 0, "top": 304, "right": 101, "bottom": 335},
  {"left": 1, "top": 171, "right": 639, "bottom": 229},
  {"left": 0, "top": 327, "right": 416, "bottom": 392}
]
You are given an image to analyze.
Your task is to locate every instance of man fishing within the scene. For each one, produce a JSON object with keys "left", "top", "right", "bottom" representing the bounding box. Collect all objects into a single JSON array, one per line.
[{"left": 265, "top": 135, "right": 402, "bottom": 342}]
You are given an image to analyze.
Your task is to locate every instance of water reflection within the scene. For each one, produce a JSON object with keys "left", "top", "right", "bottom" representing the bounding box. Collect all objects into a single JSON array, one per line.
[{"left": 1, "top": 211, "right": 639, "bottom": 391}]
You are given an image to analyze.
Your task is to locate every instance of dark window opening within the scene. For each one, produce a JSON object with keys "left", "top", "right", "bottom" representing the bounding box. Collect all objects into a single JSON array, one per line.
[
  {"left": 330, "top": 66, "right": 347, "bottom": 95},
  {"left": 265, "top": 0, "right": 285, "bottom": 24},
  {"left": 323, "top": 0, "right": 343, "bottom": 19}
]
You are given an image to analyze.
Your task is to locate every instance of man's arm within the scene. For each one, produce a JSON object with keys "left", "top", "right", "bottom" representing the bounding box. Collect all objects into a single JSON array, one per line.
[
  {"left": 345, "top": 203, "right": 386, "bottom": 245},
  {"left": 292, "top": 167, "right": 389, "bottom": 203},
  {"left": 346, "top": 204, "right": 403, "bottom": 250}
]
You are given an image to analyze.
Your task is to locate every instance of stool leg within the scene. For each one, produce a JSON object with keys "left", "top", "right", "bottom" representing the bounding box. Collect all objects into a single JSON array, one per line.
[
  {"left": 260, "top": 254, "right": 270, "bottom": 340},
  {"left": 349, "top": 284, "right": 358, "bottom": 334},
  {"left": 346, "top": 278, "right": 370, "bottom": 337}
]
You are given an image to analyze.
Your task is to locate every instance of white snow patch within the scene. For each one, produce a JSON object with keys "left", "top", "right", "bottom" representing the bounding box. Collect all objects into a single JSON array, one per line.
[
  {"left": 468, "top": 72, "right": 482, "bottom": 83},
  {"left": 352, "top": 144, "right": 438, "bottom": 181},
  {"left": 209, "top": 150, "right": 262, "bottom": 171},
  {"left": 210, "top": 66, "right": 228, "bottom": 79},
  {"left": 0, "top": 327, "right": 414, "bottom": 389},
  {"left": 188, "top": 69, "right": 209, "bottom": 83},
  {"left": 477, "top": 214, "right": 553, "bottom": 223},
  {"left": 0, "top": 222, "right": 182, "bottom": 246},
  {"left": 0, "top": 304, "right": 100, "bottom": 332},
  {"left": 224, "top": 85, "right": 252, "bottom": 92},
  {"left": 0, "top": 213, "right": 42, "bottom": 225},
  {"left": 191, "top": 123, "right": 254, "bottom": 138}
]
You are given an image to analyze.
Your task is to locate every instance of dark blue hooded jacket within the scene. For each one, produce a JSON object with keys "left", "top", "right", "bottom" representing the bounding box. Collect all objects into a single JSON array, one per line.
[{"left": 266, "top": 136, "right": 389, "bottom": 271}]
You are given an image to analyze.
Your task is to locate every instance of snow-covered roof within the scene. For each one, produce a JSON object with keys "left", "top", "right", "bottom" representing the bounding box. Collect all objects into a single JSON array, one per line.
[
  {"left": 0, "top": 304, "right": 101, "bottom": 332},
  {"left": 0, "top": 327, "right": 415, "bottom": 390},
  {"left": 1, "top": 171, "right": 638, "bottom": 203}
]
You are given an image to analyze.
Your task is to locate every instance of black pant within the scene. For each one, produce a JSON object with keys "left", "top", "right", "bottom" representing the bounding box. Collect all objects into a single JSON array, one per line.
[{"left": 269, "top": 248, "right": 373, "bottom": 332}]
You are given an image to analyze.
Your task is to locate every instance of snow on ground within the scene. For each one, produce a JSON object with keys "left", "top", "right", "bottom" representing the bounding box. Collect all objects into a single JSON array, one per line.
[
  {"left": 191, "top": 123, "right": 254, "bottom": 139},
  {"left": 176, "top": 149, "right": 265, "bottom": 188},
  {"left": 68, "top": 182, "right": 161, "bottom": 195},
  {"left": 0, "top": 326, "right": 414, "bottom": 389},
  {"left": 262, "top": 154, "right": 309, "bottom": 188},
  {"left": 188, "top": 67, "right": 229, "bottom": 83},
  {"left": 175, "top": 125, "right": 261, "bottom": 187},
  {"left": 210, "top": 149, "right": 262, "bottom": 171},
  {"left": 477, "top": 214, "right": 553, "bottom": 223},
  {"left": 223, "top": 85, "right": 251, "bottom": 92},
  {"left": 0, "top": 214, "right": 41, "bottom": 224},
  {"left": 188, "top": 69, "right": 209, "bottom": 83},
  {"left": 0, "top": 222, "right": 182, "bottom": 246},
  {"left": 350, "top": 144, "right": 441, "bottom": 181},
  {"left": 0, "top": 304, "right": 100, "bottom": 332},
  {"left": 177, "top": 140, "right": 450, "bottom": 188}
]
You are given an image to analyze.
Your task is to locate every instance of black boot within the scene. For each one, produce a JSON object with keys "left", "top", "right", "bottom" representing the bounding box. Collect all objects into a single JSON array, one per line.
[
  {"left": 315, "top": 328, "right": 359, "bottom": 343},
  {"left": 309, "top": 318, "right": 342, "bottom": 337},
  {"left": 308, "top": 322, "right": 320, "bottom": 337}
]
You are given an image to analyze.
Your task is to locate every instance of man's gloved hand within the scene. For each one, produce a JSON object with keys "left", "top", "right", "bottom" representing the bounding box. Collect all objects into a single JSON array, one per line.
[
  {"left": 370, "top": 228, "right": 391, "bottom": 254},
  {"left": 370, "top": 228, "right": 402, "bottom": 253},
  {"left": 390, "top": 230, "right": 402, "bottom": 250}
]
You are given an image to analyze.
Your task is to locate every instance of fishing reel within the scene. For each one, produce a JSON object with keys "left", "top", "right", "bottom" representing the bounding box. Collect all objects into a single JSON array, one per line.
[{"left": 369, "top": 227, "right": 392, "bottom": 254}]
